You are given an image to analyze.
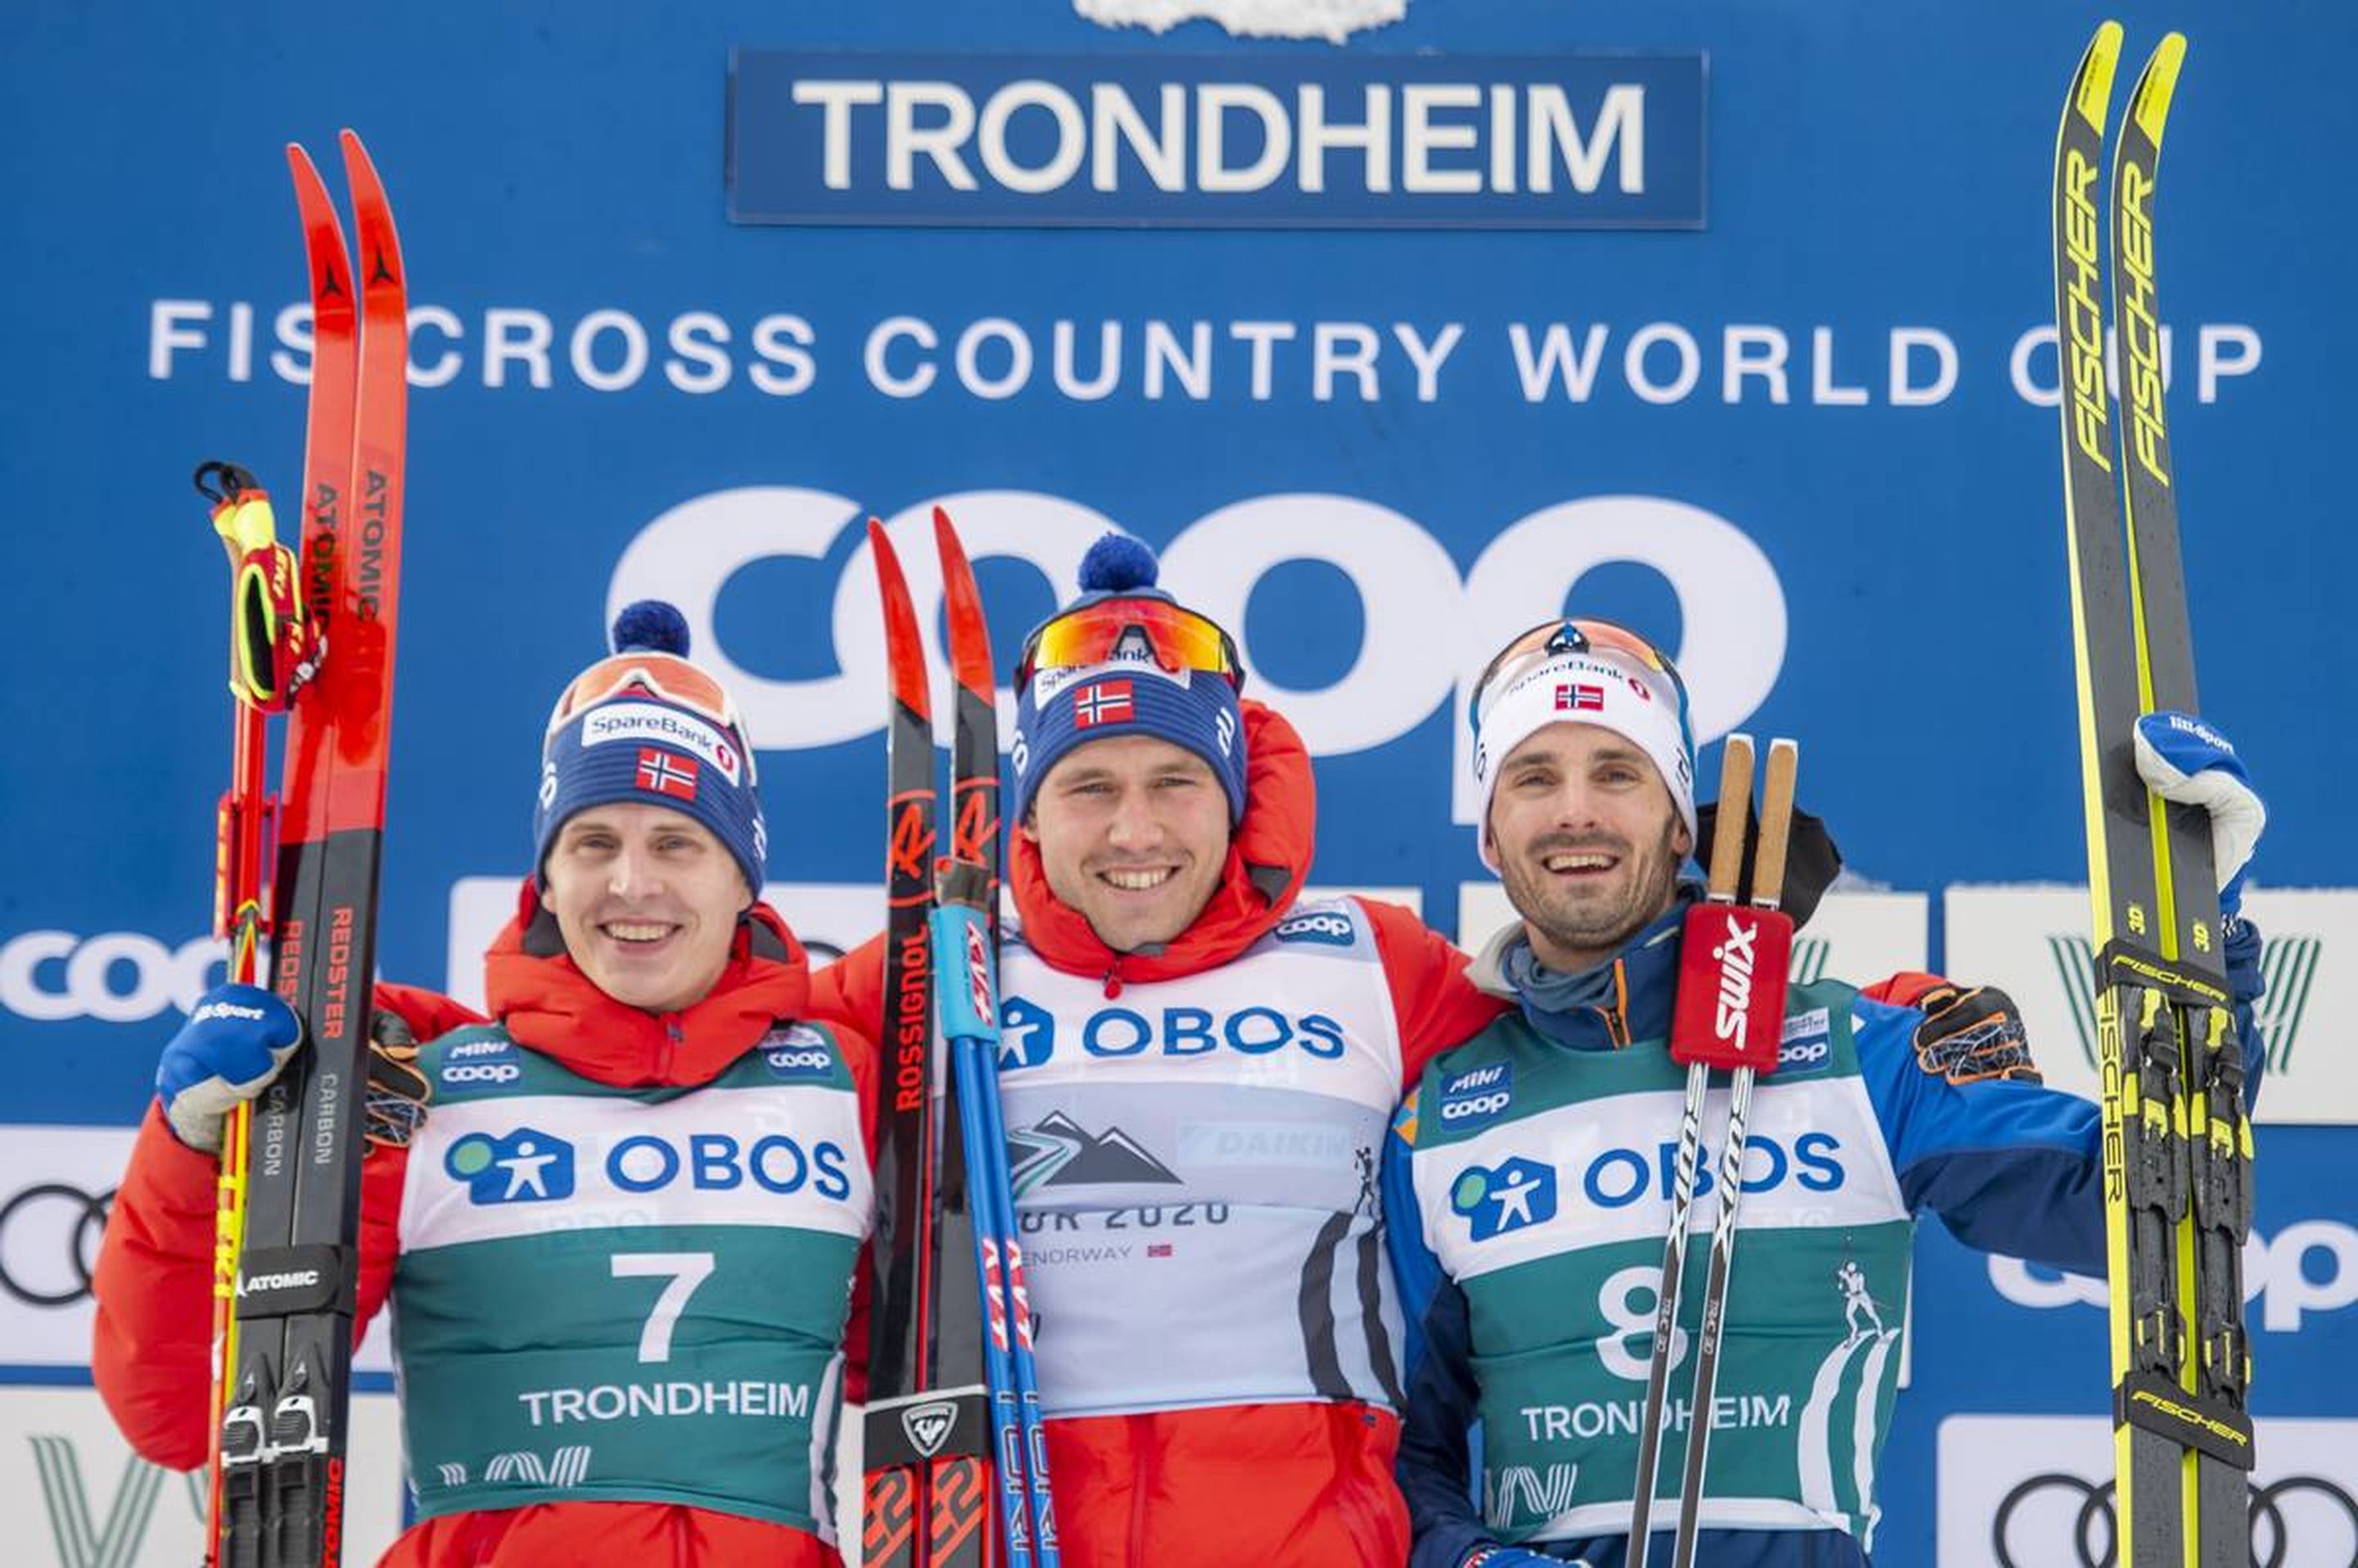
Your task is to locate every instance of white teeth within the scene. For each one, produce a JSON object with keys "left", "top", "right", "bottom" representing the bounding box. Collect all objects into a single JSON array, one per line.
[
  {"left": 605, "top": 922, "right": 672, "bottom": 942},
  {"left": 1544, "top": 853, "right": 1612, "bottom": 872},
  {"left": 1102, "top": 868, "right": 1174, "bottom": 891}
]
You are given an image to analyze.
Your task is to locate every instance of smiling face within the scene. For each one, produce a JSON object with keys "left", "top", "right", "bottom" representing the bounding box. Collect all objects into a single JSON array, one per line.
[
  {"left": 1486, "top": 721, "right": 1692, "bottom": 974},
  {"left": 1023, "top": 733, "right": 1233, "bottom": 954},
  {"left": 541, "top": 802, "right": 752, "bottom": 1013}
]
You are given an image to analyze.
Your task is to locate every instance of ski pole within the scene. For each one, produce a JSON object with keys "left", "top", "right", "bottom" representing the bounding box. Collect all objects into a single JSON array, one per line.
[
  {"left": 1627, "top": 735, "right": 1753, "bottom": 1568},
  {"left": 1668, "top": 739, "right": 1799, "bottom": 1568}
]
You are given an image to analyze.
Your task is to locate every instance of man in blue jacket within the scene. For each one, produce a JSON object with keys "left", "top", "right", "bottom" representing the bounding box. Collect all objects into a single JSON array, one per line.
[{"left": 1385, "top": 619, "right": 2268, "bottom": 1568}]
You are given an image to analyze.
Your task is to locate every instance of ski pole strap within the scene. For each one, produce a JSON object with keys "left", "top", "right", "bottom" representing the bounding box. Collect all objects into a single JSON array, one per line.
[
  {"left": 198, "top": 463, "right": 325, "bottom": 712},
  {"left": 232, "top": 1244, "right": 353, "bottom": 1320},
  {"left": 2096, "top": 936, "right": 2230, "bottom": 1010},
  {"left": 932, "top": 894, "right": 1000, "bottom": 1043}
]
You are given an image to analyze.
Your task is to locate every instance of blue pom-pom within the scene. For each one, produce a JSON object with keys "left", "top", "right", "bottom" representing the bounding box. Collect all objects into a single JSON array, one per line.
[
  {"left": 1077, "top": 533, "right": 1159, "bottom": 594},
  {"left": 612, "top": 599, "right": 690, "bottom": 657}
]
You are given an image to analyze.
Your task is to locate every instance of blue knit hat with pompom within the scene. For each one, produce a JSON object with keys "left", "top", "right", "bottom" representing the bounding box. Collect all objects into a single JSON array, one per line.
[
  {"left": 532, "top": 601, "right": 767, "bottom": 893},
  {"left": 1011, "top": 534, "right": 1248, "bottom": 825}
]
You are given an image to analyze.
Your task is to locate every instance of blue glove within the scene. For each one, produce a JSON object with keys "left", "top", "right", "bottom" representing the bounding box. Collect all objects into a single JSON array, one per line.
[
  {"left": 157, "top": 982, "right": 303, "bottom": 1154},
  {"left": 2134, "top": 712, "right": 2265, "bottom": 915}
]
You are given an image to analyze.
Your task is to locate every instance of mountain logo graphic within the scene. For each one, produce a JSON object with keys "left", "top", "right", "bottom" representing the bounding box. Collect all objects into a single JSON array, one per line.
[{"left": 1008, "top": 1111, "right": 1181, "bottom": 1195}]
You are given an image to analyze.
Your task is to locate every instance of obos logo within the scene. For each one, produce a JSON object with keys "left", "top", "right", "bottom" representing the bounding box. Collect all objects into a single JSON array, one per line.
[
  {"left": 1272, "top": 910, "right": 1357, "bottom": 948},
  {"left": 1572, "top": 1133, "right": 1846, "bottom": 1210},
  {"left": 605, "top": 1131, "right": 854, "bottom": 1201},
  {"left": 1451, "top": 1155, "right": 1557, "bottom": 1241},
  {"left": 1439, "top": 1063, "right": 1513, "bottom": 1130},
  {"left": 761, "top": 1023, "right": 835, "bottom": 1081},
  {"left": 440, "top": 1037, "right": 524, "bottom": 1087},
  {"left": 446, "top": 1128, "right": 576, "bottom": 1205},
  {"left": 996, "top": 996, "right": 1350, "bottom": 1067}
]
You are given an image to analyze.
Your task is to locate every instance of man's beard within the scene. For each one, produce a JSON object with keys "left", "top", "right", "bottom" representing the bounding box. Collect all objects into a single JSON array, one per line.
[{"left": 1500, "top": 812, "right": 1686, "bottom": 971}]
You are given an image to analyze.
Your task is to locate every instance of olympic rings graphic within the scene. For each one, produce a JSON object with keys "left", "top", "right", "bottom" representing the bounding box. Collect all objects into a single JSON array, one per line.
[
  {"left": 0, "top": 1182, "right": 115, "bottom": 1308},
  {"left": 1994, "top": 1470, "right": 2358, "bottom": 1568}
]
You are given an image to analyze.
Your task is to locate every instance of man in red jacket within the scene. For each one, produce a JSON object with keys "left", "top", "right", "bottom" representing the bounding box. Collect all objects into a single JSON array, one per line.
[
  {"left": 95, "top": 603, "right": 879, "bottom": 1566},
  {"left": 817, "top": 535, "right": 1504, "bottom": 1566}
]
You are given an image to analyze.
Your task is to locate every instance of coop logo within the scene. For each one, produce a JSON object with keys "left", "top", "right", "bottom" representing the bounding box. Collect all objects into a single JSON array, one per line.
[
  {"left": 993, "top": 996, "right": 1349, "bottom": 1066},
  {"left": 1990, "top": 1220, "right": 2358, "bottom": 1333},
  {"left": 1778, "top": 1006, "right": 1833, "bottom": 1075},
  {"left": 1273, "top": 909, "right": 1357, "bottom": 947},
  {"left": 1439, "top": 1063, "right": 1513, "bottom": 1129},
  {"left": 607, "top": 490, "right": 1791, "bottom": 834},
  {"left": 0, "top": 929, "right": 227, "bottom": 1023},
  {"left": 440, "top": 1037, "right": 524, "bottom": 1087},
  {"left": 728, "top": 52, "right": 1703, "bottom": 228},
  {"left": 760, "top": 1023, "right": 836, "bottom": 1080}
]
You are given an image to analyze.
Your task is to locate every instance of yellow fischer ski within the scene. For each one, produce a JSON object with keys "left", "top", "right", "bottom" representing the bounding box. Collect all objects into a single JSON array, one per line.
[{"left": 2049, "top": 24, "right": 2255, "bottom": 1566}]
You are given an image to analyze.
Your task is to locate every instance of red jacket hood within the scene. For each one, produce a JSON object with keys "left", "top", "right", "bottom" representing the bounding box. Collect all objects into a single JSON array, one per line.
[
  {"left": 483, "top": 879, "right": 815, "bottom": 1087},
  {"left": 1008, "top": 698, "right": 1315, "bottom": 984}
]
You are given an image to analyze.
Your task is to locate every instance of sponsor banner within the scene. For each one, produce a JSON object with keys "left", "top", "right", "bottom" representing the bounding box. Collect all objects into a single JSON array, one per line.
[
  {"left": 1457, "top": 885, "right": 1925, "bottom": 981},
  {"left": 727, "top": 51, "right": 1705, "bottom": 228},
  {"left": 1944, "top": 886, "right": 2356, "bottom": 1125},
  {"left": 0, "top": 1384, "right": 404, "bottom": 1567},
  {"left": 1936, "top": 1413, "right": 2357, "bottom": 1568},
  {"left": 1985, "top": 1214, "right": 2358, "bottom": 1340},
  {"left": 0, "top": 1127, "right": 393, "bottom": 1372}
]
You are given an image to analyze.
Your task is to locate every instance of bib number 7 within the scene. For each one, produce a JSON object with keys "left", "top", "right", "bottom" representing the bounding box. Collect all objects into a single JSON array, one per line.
[{"left": 612, "top": 1251, "right": 716, "bottom": 1363}]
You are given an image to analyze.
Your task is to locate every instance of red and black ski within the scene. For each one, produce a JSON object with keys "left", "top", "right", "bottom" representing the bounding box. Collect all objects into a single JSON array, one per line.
[
  {"left": 863, "top": 517, "right": 994, "bottom": 1568},
  {"left": 215, "top": 131, "right": 408, "bottom": 1568}
]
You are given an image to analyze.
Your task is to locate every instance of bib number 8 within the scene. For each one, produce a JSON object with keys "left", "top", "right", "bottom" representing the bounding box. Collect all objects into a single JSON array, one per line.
[
  {"left": 1597, "top": 1263, "right": 1687, "bottom": 1382},
  {"left": 612, "top": 1251, "right": 716, "bottom": 1363}
]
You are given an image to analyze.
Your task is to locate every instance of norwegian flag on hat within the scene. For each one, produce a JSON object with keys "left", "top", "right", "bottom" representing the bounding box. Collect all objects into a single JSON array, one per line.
[
  {"left": 1073, "top": 680, "right": 1135, "bottom": 729},
  {"left": 1555, "top": 683, "right": 1606, "bottom": 712},
  {"left": 636, "top": 747, "right": 699, "bottom": 801}
]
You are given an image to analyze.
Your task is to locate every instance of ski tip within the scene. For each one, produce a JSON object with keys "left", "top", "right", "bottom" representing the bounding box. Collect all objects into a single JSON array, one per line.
[
  {"left": 2130, "top": 34, "right": 2186, "bottom": 146},
  {"left": 869, "top": 519, "right": 933, "bottom": 719},
  {"left": 933, "top": 509, "right": 996, "bottom": 695},
  {"left": 2072, "top": 21, "right": 2125, "bottom": 130}
]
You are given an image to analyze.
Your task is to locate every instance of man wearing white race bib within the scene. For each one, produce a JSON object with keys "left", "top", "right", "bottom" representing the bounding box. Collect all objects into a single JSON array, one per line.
[{"left": 820, "top": 534, "right": 1504, "bottom": 1566}]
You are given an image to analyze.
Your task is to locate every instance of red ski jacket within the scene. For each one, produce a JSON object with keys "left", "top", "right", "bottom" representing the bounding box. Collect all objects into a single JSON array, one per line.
[{"left": 93, "top": 892, "right": 878, "bottom": 1567}]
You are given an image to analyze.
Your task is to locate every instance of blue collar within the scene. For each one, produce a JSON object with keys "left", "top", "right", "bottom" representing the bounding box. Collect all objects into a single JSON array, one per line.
[{"left": 1499, "top": 885, "right": 1700, "bottom": 1051}]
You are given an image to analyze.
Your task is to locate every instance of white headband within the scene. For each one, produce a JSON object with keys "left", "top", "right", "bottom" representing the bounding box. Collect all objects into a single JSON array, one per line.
[{"left": 1470, "top": 648, "right": 1698, "bottom": 870}]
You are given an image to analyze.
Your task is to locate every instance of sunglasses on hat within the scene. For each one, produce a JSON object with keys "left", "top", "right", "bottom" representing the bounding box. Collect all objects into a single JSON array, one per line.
[
  {"left": 1016, "top": 597, "right": 1244, "bottom": 694},
  {"left": 1469, "top": 618, "right": 1690, "bottom": 735},
  {"left": 545, "top": 656, "right": 748, "bottom": 741}
]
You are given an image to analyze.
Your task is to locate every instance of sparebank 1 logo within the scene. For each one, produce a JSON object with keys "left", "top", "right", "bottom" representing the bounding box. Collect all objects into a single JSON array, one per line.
[
  {"left": 2047, "top": 931, "right": 2320, "bottom": 1074},
  {"left": 607, "top": 488, "right": 1787, "bottom": 828}
]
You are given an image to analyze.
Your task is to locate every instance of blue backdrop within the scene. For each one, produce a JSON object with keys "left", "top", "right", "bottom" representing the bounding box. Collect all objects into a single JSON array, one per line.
[{"left": 2, "top": 4, "right": 2348, "bottom": 1564}]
